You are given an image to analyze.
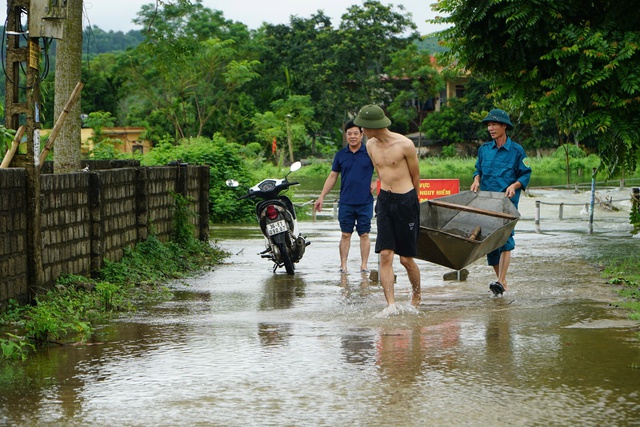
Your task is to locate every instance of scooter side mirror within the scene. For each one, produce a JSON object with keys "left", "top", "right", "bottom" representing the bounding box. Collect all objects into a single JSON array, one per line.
[
  {"left": 290, "top": 161, "right": 302, "bottom": 172},
  {"left": 225, "top": 179, "right": 239, "bottom": 188}
]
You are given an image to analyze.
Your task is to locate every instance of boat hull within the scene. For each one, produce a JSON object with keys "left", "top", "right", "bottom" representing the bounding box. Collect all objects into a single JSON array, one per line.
[{"left": 416, "top": 191, "right": 520, "bottom": 270}]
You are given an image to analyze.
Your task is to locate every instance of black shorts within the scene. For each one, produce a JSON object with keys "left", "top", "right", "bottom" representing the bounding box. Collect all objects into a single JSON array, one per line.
[{"left": 375, "top": 189, "right": 420, "bottom": 257}]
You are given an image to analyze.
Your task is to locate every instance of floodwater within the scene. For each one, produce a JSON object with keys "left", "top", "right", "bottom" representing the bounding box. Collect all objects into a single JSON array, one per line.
[{"left": 2, "top": 188, "right": 640, "bottom": 426}]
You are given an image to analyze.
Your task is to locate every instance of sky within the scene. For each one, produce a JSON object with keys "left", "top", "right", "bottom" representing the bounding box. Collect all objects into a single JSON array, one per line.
[{"left": 77, "top": 0, "right": 447, "bottom": 35}]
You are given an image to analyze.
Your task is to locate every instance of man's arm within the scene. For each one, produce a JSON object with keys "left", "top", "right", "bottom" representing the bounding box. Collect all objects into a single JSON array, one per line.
[
  {"left": 314, "top": 171, "right": 339, "bottom": 212},
  {"left": 404, "top": 141, "right": 421, "bottom": 195},
  {"left": 470, "top": 147, "right": 483, "bottom": 192}
]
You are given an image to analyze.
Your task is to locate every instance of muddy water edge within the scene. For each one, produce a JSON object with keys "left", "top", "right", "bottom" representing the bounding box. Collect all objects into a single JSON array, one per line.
[{"left": 1, "top": 188, "right": 640, "bottom": 426}]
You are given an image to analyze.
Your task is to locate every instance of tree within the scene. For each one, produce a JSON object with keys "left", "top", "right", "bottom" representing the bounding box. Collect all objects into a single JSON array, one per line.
[
  {"left": 334, "top": 1, "right": 419, "bottom": 112},
  {"left": 251, "top": 95, "right": 319, "bottom": 164},
  {"left": 385, "top": 43, "right": 444, "bottom": 146},
  {"left": 81, "top": 53, "right": 123, "bottom": 118},
  {"left": 124, "top": 1, "right": 259, "bottom": 140},
  {"left": 432, "top": 0, "right": 640, "bottom": 177},
  {"left": 53, "top": 0, "right": 83, "bottom": 172},
  {"left": 254, "top": 13, "right": 339, "bottom": 144}
]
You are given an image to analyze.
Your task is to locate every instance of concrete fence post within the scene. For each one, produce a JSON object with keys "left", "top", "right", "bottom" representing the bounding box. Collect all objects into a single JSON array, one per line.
[
  {"left": 135, "top": 167, "right": 149, "bottom": 242},
  {"left": 89, "top": 172, "right": 104, "bottom": 273},
  {"left": 198, "top": 166, "right": 210, "bottom": 241},
  {"left": 535, "top": 200, "right": 541, "bottom": 225}
]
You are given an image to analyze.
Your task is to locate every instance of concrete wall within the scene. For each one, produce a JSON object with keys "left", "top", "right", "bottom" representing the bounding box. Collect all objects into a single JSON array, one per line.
[
  {"left": 0, "top": 164, "right": 210, "bottom": 309},
  {"left": 0, "top": 169, "right": 29, "bottom": 304}
]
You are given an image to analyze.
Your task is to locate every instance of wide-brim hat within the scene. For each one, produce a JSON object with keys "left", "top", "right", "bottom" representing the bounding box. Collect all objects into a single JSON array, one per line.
[
  {"left": 481, "top": 109, "right": 513, "bottom": 130},
  {"left": 354, "top": 105, "right": 391, "bottom": 129}
]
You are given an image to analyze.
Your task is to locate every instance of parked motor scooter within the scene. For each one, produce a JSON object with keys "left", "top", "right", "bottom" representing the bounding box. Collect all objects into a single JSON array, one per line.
[{"left": 226, "top": 162, "right": 309, "bottom": 274}]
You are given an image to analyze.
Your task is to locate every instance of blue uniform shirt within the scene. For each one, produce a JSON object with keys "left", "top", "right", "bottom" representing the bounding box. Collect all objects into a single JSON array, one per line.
[
  {"left": 473, "top": 137, "right": 532, "bottom": 208},
  {"left": 332, "top": 143, "right": 374, "bottom": 205}
]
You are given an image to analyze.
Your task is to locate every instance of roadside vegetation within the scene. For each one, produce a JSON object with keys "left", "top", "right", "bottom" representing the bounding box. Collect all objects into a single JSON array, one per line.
[
  {"left": 0, "top": 194, "right": 228, "bottom": 363},
  {"left": 603, "top": 255, "right": 640, "bottom": 321}
]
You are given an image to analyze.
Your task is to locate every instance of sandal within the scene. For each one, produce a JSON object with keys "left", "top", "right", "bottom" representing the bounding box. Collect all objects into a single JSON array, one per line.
[{"left": 489, "top": 281, "right": 505, "bottom": 296}]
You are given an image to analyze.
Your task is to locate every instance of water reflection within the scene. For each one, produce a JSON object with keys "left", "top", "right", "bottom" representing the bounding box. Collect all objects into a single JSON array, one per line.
[
  {"left": 373, "top": 319, "right": 462, "bottom": 383},
  {"left": 259, "top": 274, "right": 306, "bottom": 311},
  {"left": 339, "top": 271, "right": 373, "bottom": 303},
  {"left": 257, "top": 274, "right": 306, "bottom": 348}
]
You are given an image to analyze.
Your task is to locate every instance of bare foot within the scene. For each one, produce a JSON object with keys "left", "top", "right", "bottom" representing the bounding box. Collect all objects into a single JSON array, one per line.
[
  {"left": 411, "top": 292, "right": 421, "bottom": 307},
  {"left": 375, "top": 303, "right": 419, "bottom": 318}
]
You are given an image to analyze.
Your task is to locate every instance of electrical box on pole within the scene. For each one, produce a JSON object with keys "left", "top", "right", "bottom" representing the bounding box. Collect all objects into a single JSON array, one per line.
[{"left": 30, "top": 0, "right": 68, "bottom": 39}]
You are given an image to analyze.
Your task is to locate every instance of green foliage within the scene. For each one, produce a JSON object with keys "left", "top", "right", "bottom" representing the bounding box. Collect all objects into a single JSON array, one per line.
[
  {"left": 0, "top": 333, "right": 34, "bottom": 361},
  {"left": 386, "top": 43, "right": 444, "bottom": 132},
  {"left": 84, "top": 111, "right": 117, "bottom": 142},
  {"left": 253, "top": 0, "right": 419, "bottom": 151},
  {"left": 604, "top": 255, "right": 640, "bottom": 320},
  {"left": 422, "top": 100, "right": 480, "bottom": 143},
  {"left": 142, "top": 134, "right": 255, "bottom": 222},
  {"left": 440, "top": 145, "right": 457, "bottom": 158},
  {"left": 0, "top": 126, "right": 16, "bottom": 158},
  {"left": 420, "top": 78, "right": 494, "bottom": 144},
  {"left": 125, "top": 7, "right": 259, "bottom": 140},
  {"left": 88, "top": 141, "right": 119, "bottom": 160},
  {"left": 419, "top": 157, "right": 476, "bottom": 178},
  {"left": 551, "top": 144, "right": 587, "bottom": 160},
  {"left": 83, "top": 111, "right": 134, "bottom": 160},
  {"left": 19, "top": 286, "right": 95, "bottom": 344},
  {"left": 530, "top": 154, "right": 600, "bottom": 175},
  {"left": 432, "top": 0, "right": 640, "bottom": 179},
  {"left": 252, "top": 95, "right": 319, "bottom": 161},
  {"left": 335, "top": 1, "right": 419, "bottom": 108},
  {"left": 171, "top": 192, "right": 198, "bottom": 250},
  {"left": 630, "top": 197, "right": 640, "bottom": 235},
  {"left": 415, "top": 37, "right": 448, "bottom": 54},
  {"left": 294, "top": 160, "right": 332, "bottom": 178},
  {"left": 83, "top": 26, "right": 143, "bottom": 56}
]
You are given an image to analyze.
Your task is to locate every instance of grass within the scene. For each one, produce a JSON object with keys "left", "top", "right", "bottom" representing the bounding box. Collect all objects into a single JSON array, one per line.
[
  {"left": 602, "top": 255, "right": 640, "bottom": 321},
  {"left": 264, "top": 154, "right": 638, "bottom": 182}
]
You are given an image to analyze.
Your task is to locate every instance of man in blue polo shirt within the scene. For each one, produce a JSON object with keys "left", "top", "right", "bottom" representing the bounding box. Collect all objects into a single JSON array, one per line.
[
  {"left": 314, "top": 120, "right": 375, "bottom": 273},
  {"left": 470, "top": 109, "right": 532, "bottom": 296}
]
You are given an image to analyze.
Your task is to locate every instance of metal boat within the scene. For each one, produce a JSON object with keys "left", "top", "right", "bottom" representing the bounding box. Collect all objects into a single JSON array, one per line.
[{"left": 416, "top": 191, "right": 520, "bottom": 270}]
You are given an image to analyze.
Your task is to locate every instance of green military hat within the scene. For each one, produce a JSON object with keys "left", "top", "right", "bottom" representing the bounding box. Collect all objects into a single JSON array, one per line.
[
  {"left": 481, "top": 109, "right": 513, "bottom": 130},
  {"left": 354, "top": 105, "right": 391, "bottom": 129}
]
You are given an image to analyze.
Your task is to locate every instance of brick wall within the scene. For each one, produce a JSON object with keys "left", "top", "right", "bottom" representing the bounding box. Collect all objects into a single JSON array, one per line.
[
  {"left": 0, "top": 169, "right": 29, "bottom": 304},
  {"left": 0, "top": 164, "right": 210, "bottom": 309}
]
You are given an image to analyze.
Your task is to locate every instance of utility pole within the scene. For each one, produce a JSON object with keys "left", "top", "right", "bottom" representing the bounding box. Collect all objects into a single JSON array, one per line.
[{"left": 4, "top": 0, "right": 66, "bottom": 297}]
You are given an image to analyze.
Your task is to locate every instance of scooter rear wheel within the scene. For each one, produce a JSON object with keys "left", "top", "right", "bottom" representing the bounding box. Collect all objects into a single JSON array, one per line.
[{"left": 276, "top": 241, "right": 295, "bottom": 275}]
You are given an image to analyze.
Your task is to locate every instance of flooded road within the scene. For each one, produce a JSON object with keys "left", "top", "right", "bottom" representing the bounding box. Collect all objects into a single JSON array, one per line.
[{"left": 2, "top": 188, "right": 640, "bottom": 426}]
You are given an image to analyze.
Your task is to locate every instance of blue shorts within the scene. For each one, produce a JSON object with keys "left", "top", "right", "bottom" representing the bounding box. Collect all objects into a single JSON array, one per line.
[
  {"left": 338, "top": 201, "right": 373, "bottom": 235},
  {"left": 486, "top": 234, "right": 516, "bottom": 266}
]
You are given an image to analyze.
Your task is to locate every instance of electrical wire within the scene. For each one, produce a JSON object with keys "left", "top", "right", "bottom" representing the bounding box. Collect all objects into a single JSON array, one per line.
[{"left": 2, "top": 0, "right": 54, "bottom": 90}]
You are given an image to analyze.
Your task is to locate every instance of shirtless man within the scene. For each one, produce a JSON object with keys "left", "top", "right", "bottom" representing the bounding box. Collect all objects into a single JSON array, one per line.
[{"left": 354, "top": 105, "right": 421, "bottom": 310}]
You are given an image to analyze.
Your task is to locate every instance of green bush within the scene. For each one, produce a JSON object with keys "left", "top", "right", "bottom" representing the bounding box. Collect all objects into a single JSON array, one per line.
[
  {"left": 551, "top": 144, "right": 588, "bottom": 159},
  {"left": 0, "top": 333, "right": 34, "bottom": 361},
  {"left": 440, "top": 144, "right": 457, "bottom": 158},
  {"left": 142, "top": 135, "right": 255, "bottom": 222}
]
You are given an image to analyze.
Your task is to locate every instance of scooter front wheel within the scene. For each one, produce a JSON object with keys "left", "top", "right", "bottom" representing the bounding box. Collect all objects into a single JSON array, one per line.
[{"left": 276, "top": 241, "right": 295, "bottom": 275}]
